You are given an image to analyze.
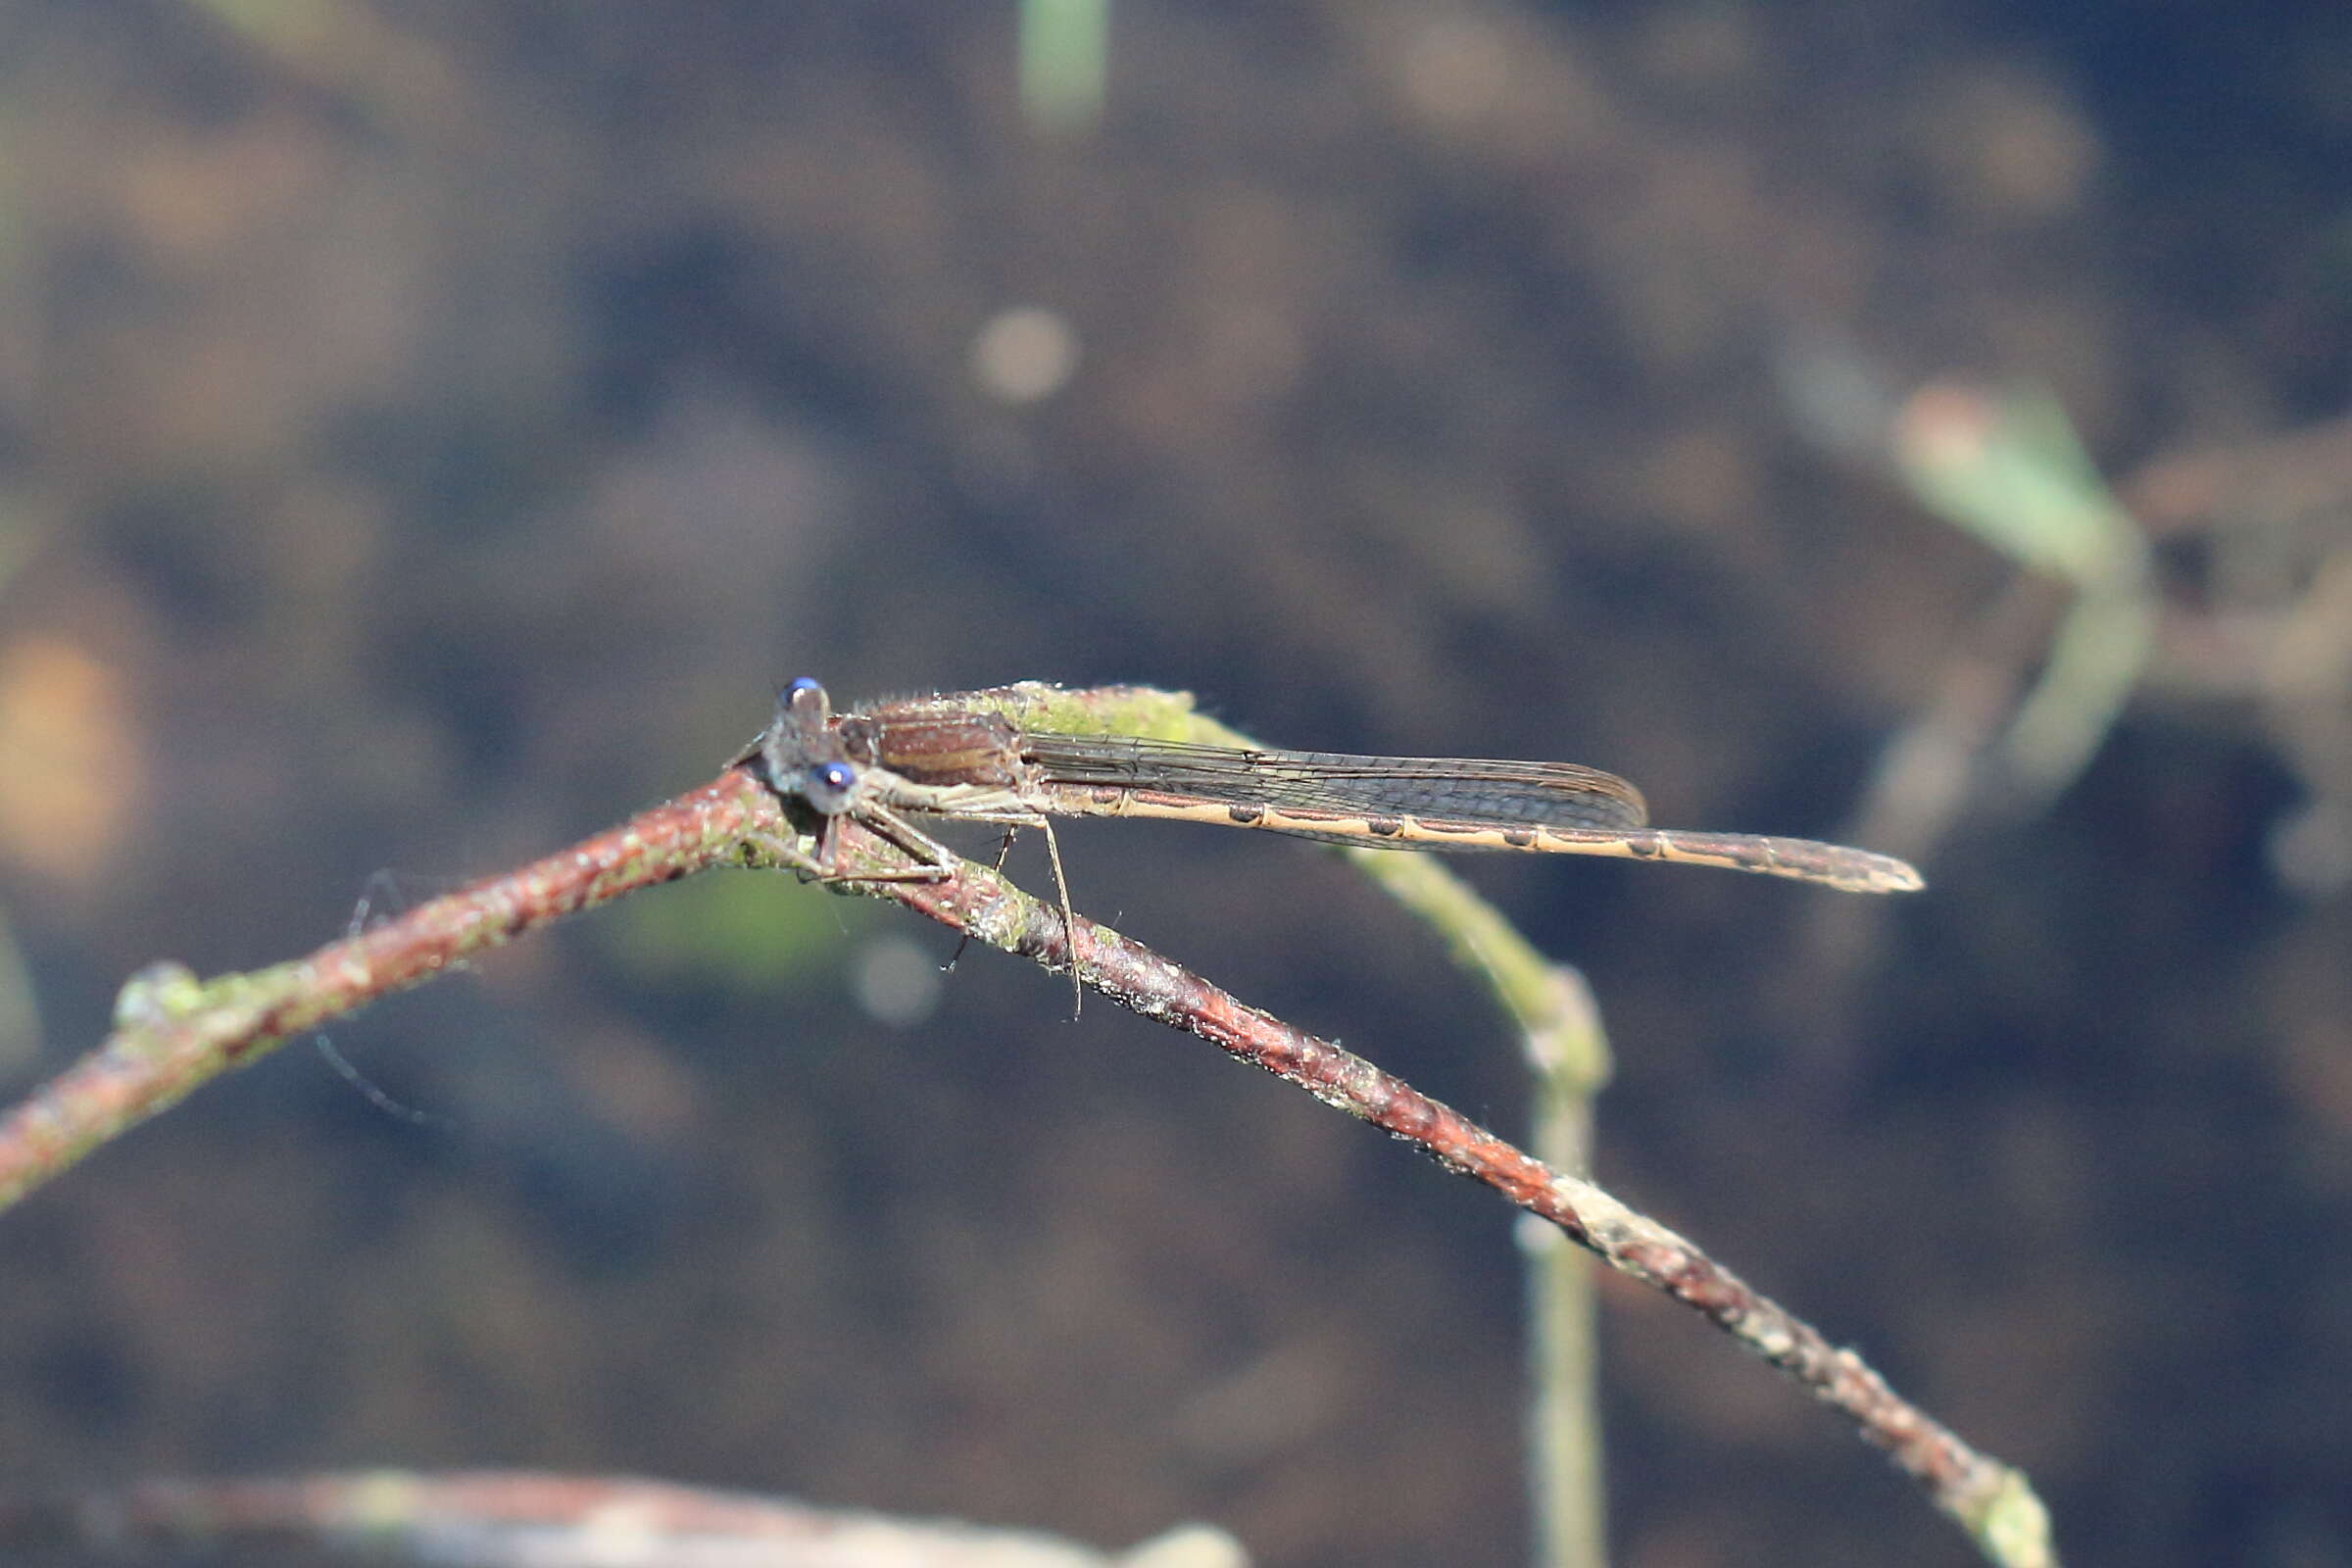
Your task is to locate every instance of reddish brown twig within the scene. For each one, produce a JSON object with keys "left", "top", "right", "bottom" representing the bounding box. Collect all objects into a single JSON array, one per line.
[
  {"left": 0, "top": 760, "right": 2053, "bottom": 1565},
  {"left": 0, "top": 770, "right": 773, "bottom": 1210},
  {"left": 0, "top": 1469, "right": 1239, "bottom": 1565},
  {"left": 773, "top": 811, "right": 2050, "bottom": 1563}
]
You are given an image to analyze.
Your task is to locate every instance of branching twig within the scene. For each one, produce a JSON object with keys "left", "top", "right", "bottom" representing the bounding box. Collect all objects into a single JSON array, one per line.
[
  {"left": 760, "top": 800, "right": 2050, "bottom": 1564},
  {"left": 0, "top": 743, "right": 2054, "bottom": 1566}
]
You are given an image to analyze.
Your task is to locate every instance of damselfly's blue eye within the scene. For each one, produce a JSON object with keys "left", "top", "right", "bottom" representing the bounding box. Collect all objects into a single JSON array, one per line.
[
  {"left": 782, "top": 678, "right": 832, "bottom": 737},
  {"left": 802, "top": 760, "right": 858, "bottom": 814}
]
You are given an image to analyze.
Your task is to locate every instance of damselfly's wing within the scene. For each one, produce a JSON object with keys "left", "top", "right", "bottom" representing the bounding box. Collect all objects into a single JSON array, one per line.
[
  {"left": 1016, "top": 730, "right": 1922, "bottom": 894},
  {"left": 1016, "top": 732, "right": 1650, "bottom": 831}
]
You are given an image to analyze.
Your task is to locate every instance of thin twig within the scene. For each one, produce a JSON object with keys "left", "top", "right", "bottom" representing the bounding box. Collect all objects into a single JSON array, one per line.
[
  {"left": 0, "top": 747, "right": 2054, "bottom": 1566},
  {"left": 748, "top": 790, "right": 2052, "bottom": 1568},
  {"left": 0, "top": 1469, "right": 1246, "bottom": 1566},
  {"left": 0, "top": 772, "right": 766, "bottom": 1210}
]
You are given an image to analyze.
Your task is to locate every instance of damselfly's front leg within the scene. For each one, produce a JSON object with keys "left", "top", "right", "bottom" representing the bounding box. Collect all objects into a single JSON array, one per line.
[
  {"left": 815, "top": 803, "right": 965, "bottom": 884},
  {"left": 740, "top": 798, "right": 960, "bottom": 886}
]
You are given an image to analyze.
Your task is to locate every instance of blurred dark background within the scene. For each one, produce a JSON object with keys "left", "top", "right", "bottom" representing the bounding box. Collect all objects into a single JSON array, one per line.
[{"left": 2, "top": 3, "right": 2349, "bottom": 1564}]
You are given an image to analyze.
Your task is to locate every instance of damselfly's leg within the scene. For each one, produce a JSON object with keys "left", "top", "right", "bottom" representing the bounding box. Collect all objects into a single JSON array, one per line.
[
  {"left": 1035, "top": 816, "right": 1084, "bottom": 1018},
  {"left": 820, "top": 804, "right": 963, "bottom": 883},
  {"left": 927, "top": 819, "right": 1083, "bottom": 1015},
  {"left": 739, "top": 826, "right": 828, "bottom": 878},
  {"left": 944, "top": 826, "right": 1024, "bottom": 976},
  {"left": 750, "top": 802, "right": 961, "bottom": 885}
]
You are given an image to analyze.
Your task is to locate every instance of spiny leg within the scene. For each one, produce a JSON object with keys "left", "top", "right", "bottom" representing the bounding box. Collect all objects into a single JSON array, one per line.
[
  {"left": 822, "top": 804, "right": 962, "bottom": 884},
  {"left": 937, "top": 818, "right": 1084, "bottom": 1016},
  {"left": 832, "top": 806, "right": 1086, "bottom": 1016},
  {"left": 945, "top": 825, "right": 1024, "bottom": 977},
  {"left": 1036, "top": 816, "right": 1084, "bottom": 1018}
]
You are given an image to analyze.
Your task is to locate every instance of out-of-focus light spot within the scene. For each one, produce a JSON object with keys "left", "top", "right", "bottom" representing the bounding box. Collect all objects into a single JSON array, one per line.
[
  {"left": 970, "top": 306, "right": 1081, "bottom": 404},
  {"left": 2271, "top": 801, "right": 2352, "bottom": 900},
  {"left": 854, "top": 934, "right": 946, "bottom": 1027},
  {"left": 1399, "top": 19, "right": 1511, "bottom": 124}
]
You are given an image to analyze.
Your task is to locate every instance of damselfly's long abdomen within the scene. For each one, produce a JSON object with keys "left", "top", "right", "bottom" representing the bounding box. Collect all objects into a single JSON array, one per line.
[{"left": 1032, "top": 776, "right": 1920, "bottom": 894}]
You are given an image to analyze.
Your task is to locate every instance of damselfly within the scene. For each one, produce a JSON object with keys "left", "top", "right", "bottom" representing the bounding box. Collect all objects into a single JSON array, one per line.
[{"left": 740, "top": 680, "right": 1923, "bottom": 902}]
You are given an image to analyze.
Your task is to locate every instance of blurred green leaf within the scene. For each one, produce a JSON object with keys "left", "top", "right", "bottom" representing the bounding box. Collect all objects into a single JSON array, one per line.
[
  {"left": 1020, "top": 0, "right": 1109, "bottom": 130},
  {"left": 1896, "top": 383, "right": 2157, "bottom": 799},
  {"left": 1896, "top": 385, "right": 2138, "bottom": 586},
  {"left": 598, "top": 868, "right": 862, "bottom": 996}
]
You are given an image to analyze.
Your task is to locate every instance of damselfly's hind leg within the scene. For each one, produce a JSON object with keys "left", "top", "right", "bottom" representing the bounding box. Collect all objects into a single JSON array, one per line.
[
  {"left": 936, "top": 820, "right": 1085, "bottom": 1017},
  {"left": 944, "top": 825, "right": 1023, "bottom": 976},
  {"left": 1035, "top": 817, "right": 1085, "bottom": 1018}
]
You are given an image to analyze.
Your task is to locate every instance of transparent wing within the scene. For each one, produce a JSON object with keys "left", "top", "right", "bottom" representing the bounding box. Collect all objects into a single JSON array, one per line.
[{"left": 1016, "top": 732, "right": 1650, "bottom": 832}]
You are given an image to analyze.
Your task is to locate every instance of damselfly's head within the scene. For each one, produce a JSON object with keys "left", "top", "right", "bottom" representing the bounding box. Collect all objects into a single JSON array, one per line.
[{"left": 760, "top": 678, "right": 860, "bottom": 816}]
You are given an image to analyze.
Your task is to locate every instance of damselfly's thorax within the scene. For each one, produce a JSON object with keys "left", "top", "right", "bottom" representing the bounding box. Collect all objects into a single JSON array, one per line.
[{"left": 838, "top": 708, "right": 1028, "bottom": 792}]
